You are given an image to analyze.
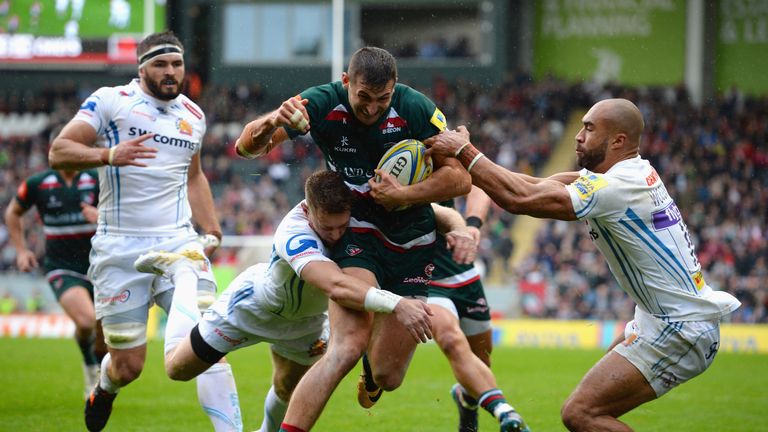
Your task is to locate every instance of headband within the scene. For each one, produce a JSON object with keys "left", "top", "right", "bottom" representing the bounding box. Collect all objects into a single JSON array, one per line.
[{"left": 138, "top": 44, "right": 184, "bottom": 68}]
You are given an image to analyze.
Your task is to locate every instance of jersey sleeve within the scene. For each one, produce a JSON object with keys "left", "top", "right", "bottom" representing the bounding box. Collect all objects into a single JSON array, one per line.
[
  {"left": 565, "top": 170, "right": 619, "bottom": 220},
  {"left": 72, "top": 86, "right": 117, "bottom": 137},
  {"left": 14, "top": 176, "right": 37, "bottom": 210},
  {"left": 273, "top": 221, "right": 333, "bottom": 276}
]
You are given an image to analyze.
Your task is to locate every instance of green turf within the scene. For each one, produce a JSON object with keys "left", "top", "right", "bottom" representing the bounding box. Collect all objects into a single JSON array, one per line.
[{"left": 1, "top": 338, "right": 766, "bottom": 431}]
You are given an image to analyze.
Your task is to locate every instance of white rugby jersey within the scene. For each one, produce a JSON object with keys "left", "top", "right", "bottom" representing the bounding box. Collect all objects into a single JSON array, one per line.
[
  {"left": 72, "top": 79, "right": 206, "bottom": 236},
  {"left": 566, "top": 156, "right": 740, "bottom": 321},
  {"left": 253, "top": 201, "right": 334, "bottom": 320}
]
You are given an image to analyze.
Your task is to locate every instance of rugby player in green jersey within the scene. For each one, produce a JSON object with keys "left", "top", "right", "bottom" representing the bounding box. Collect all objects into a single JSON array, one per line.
[
  {"left": 5, "top": 165, "right": 105, "bottom": 398},
  {"left": 236, "top": 47, "right": 529, "bottom": 432}
]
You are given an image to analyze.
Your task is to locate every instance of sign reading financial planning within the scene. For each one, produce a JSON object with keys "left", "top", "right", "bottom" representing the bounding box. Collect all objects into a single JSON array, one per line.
[
  {"left": 717, "top": 0, "right": 768, "bottom": 95},
  {"left": 534, "top": 0, "right": 687, "bottom": 86}
]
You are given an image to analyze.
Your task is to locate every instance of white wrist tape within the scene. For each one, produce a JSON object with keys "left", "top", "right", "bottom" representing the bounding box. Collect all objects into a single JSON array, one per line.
[
  {"left": 235, "top": 139, "right": 258, "bottom": 159},
  {"left": 364, "top": 287, "right": 402, "bottom": 313}
]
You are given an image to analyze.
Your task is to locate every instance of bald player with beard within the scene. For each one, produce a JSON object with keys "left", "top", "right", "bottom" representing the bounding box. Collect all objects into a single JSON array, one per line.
[{"left": 426, "top": 98, "right": 740, "bottom": 432}]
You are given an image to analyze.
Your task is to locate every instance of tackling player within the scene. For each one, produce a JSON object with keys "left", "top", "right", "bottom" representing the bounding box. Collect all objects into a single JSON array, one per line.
[
  {"left": 133, "top": 170, "right": 434, "bottom": 432},
  {"left": 426, "top": 98, "right": 741, "bottom": 432}
]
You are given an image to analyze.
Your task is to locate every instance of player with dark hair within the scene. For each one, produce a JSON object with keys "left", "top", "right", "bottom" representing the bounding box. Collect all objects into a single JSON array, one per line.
[
  {"left": 49, "top": 31, "right": 237, "bottom": 432},
  {"left": 134, "top": 170, "right": 434, "bottom": 432},
  {"left": 236, "top": 46, "right": 528, "bottom": 432},
  {"left": 426, "top": 98, "right": 741, "bottom": 432}
]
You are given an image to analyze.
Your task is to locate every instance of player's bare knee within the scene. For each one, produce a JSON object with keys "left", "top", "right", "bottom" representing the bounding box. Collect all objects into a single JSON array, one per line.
[
  {"left": 560, "top": 397, "right": 591, "bottom": 432},
  {"left": 165, "top": 362, "right": 194, "bottom": 381},
  {"left": 72, "top": 316, "right": 96, "bottom": 334},
  {"left": 434, "top": 327, "right": 464, "bottom": 356},
  {"left": 373, "top": 369, "right": 406, "bottom": 392}
]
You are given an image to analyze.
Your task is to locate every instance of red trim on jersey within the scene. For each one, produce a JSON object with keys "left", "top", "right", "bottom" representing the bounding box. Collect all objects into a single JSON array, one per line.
[
  {"left": 429, "top": 274, "right": 481, "bottom": 288},
  {"left": 350, "top": 227, "right": 434, "bottom": 253},
  {"left": 182, "top": 100, "right": 203, "bottom": 119},
  {"left": 45, "top": 232, "right": 96, "bottom": 240},
  {"left": 16, "top": 182, "right": 28, "bottom": 200},
  {"left": 39, "top": 182, "right": 63, "bottom": 190},
  {"left": 324, "top": 110, "right": 351, "bottom": 122},
  {"left": 380, "top": 115, "right": 407, "bottom": 129}
]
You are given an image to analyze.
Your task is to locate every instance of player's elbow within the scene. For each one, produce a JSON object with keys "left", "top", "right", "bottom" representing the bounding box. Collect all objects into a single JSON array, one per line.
[{"left": 48, "top": 144, "right": 64, "bottom": 169}]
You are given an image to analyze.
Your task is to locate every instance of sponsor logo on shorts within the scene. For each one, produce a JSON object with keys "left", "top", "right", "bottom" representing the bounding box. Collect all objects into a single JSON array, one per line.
[
  {"left": 466, "top": 297, "right": 489, "bottom": 314},
  {"left": 214, "top": 327, "right": 248, "bottom": 346},
  {"left": 402, "top": 276, "right": 430, "bottom": 285},
  {"left": 346, "top": 244, "right": 363, "bottom": 256},
  {"left": 53, "top": 277, "right": 64, "bottom": 290},
  {"left": 307, "top": 338, "right": 328, "bottom": 357},
  {"left": 659, "top": 371, "right": 678, "bottom": 389},
  {"left": 98, "top": 289, "right": 131, "bottom": 305},
  {"left": 621, "top": 332, "right": 638, "bottom": 347},
  {"left": 424, "top": 263, "right": 435, "bottom": 278}
]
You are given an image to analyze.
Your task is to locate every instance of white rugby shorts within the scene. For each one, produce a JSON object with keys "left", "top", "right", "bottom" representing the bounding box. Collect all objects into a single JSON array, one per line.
[
  {"left": 613, "top": 306, "right": 721, "bottom": 396},
  {"left": 88, "top": 233, "right": 214, "bottom": 320}
]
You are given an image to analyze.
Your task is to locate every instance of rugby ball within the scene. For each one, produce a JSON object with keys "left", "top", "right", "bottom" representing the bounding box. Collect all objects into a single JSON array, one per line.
[{"left": 375, "top": 139, "right": 433, "bottom": 187}]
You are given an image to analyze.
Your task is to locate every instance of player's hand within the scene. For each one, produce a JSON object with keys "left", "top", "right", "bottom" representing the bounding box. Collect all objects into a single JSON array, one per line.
[
  {"left": 271, "top": 96, "right": 310, "bottom": 133},
  {"left": 198, "top": 233, "right": 221, "bottom": 258},
  {"left": 108, "top": 133, "right": 158, "bottom": 167},
  {"left": 393, "top": 298, "right": 433, "bottom": 343},
  {"left": 16, "top": 249, "right": 38, "bottom": 272},
  {"left": 368, "top": 169, "right": 407, "bottom": 210},
  {"left": 424, "top": 126, "right": 472, "bottom": 159},
  {"left": 445, "top": 229, "right": 477, "bottom": 265},
  {"left": 466, "top": 226, "right": 481, "bottom": 247},
  {"left": 80, "top": 202, "right": 98, "bottom": 224}
]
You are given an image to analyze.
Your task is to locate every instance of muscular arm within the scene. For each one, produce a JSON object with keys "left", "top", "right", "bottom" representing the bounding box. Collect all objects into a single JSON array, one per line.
[
  {"left": 235, "top": 97, "right": 309, "bottom": 158},
  {"left": 50, "top": 120, "right": 156, "bottom": 169},
  {"left": 49, "top": 120, "right": 106, "bottom": 169},
  {"left": 4, "top": 199, "right": 37, "bottom": 271},
  {"left": 467, "top": 154, "right": 577, "bottom": 221},
  {"left": 299, "top": 261, "right": 374, "bottom": 310},
  {"left": 187, "top": 153, "right": 221, "bottom": 238},
  {"left": 400, "top": 155, "right": 471, "bottom": 205}
]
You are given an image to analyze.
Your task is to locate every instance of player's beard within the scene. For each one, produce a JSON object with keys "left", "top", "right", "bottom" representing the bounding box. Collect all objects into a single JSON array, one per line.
[
  {"left": 577, "top": 138, "right": 609, "bottom": 171},
  {"left": 146, "top": 76, "right": 182, "bottom": 101}
]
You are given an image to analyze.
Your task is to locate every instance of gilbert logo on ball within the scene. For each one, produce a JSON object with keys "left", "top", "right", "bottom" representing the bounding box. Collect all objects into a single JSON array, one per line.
[{"left": 376, "top": 139, "right": 433, "bottom": 188}]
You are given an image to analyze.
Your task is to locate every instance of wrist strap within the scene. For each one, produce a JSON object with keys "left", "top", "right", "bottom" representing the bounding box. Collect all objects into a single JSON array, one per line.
[
  {"left": 364, "top": 287, "right": 402, "bottom": 313},
  {"left": 107, "top": 147, "right": 117, "bottom": 166},
  {"left": 234, "top": 139, "right": 257, "bottom": 159},
  {"left": 467, "top": 153, "right": 486, "bottom": 173},
  {"left": 465, "top": 216, "right": 483, "bottom": 229},
  {"left": 454, "top": 142, "right": 470, "bottom": 157}
]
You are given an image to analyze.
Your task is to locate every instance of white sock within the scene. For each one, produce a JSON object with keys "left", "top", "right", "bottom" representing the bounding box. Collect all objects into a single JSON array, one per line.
[
  {"left": 164, "top": 268, "right": 200, "bottom": 355},
  {"left": 259, "top": 385, "right": 288, "bottom": 432},
  {"left": 197, "top": 362, "right": 242, "bottom": 432},
  {"left": 98, "top": 353, "right": 120, "bottom": 394}
]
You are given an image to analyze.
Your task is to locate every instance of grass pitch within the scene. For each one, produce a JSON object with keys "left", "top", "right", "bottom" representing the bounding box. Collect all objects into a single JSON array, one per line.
[{"left": 2, "top": 338, "right": 766, "bottom": 431}]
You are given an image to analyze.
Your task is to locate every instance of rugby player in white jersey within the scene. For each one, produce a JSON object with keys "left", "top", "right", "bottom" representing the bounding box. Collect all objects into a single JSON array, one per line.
[
  {"left": 49, "top": 31, "right": 239, "bottom": 432},
  {"left": 426, "top": 98, "right": 741, "bottom": 432},
  {"left": 132, "top": 170, "right": 437, "bottom": 432}
]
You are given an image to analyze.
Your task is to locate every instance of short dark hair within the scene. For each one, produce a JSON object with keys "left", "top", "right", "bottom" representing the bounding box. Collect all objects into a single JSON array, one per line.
[
  {"left": 137, "top": 31, "right": 183, "bottom": 60},
  {"left": 305, "top": 170, "right": 354, "bottom": 214},
  {"left": 347, "top": 47, "right": 397, "bottom": 88}
]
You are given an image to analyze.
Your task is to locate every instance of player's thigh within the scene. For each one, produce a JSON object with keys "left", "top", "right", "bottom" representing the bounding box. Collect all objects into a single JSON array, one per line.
[
  {"left": 58, "top": 285, "right": 96, "bottom": 327},
  {"left": 466, "top": 329, "right": 493, "bottom": 366},
  {"left": 567, "top": 350, "right": 656, "bottom": 418},
  {"left": 368, "top": 311, "right": 419, "bottom": 375},
  {"left": 166, "top": 333, "right": 215, "bottom": 380}
]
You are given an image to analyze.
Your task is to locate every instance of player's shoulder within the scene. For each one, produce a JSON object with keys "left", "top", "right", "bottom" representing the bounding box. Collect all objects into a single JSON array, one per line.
[
  {"left": 176, "top": 94, "right": 206, "bottom": 123},
  {"left": 26, "top": 169, "right": 58, "bottom": 185},
  {"left": 303, "top": 82, "right": 343, "bottom": 106}
]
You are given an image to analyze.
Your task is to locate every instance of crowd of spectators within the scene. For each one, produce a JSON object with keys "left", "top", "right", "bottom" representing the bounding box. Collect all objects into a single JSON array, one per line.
[{"left": 0, "top": 77, "right": 765, "bottom": 323}]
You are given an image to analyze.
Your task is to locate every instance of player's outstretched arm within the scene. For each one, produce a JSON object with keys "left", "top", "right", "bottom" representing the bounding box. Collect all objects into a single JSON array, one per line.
[
  {"left": 426, "top": 127, "right": 577, "bottom": 221},
  {"left": 4, "top": 199, "right": 38, "bottom": 272},
  {"left": 300, "top": 261, "right": 433, "bottom": 342},
  {"left": 50, "top": 120, "right": 157, "bottom": 169},
  {"left": 235, "top": 96, "right": 310, "bottom": 159}
]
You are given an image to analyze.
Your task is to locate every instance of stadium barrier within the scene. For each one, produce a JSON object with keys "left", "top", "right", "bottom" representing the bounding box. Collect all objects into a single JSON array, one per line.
[{"left": 2, "top": 313, "right": 766, "bottom": 354}]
